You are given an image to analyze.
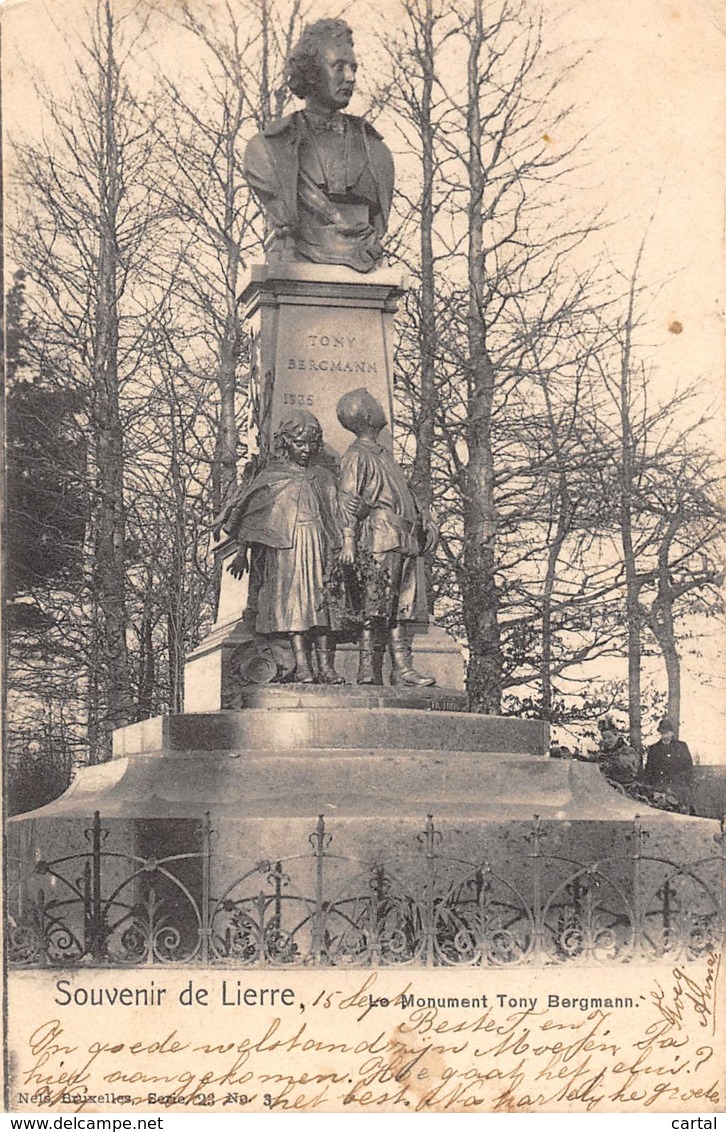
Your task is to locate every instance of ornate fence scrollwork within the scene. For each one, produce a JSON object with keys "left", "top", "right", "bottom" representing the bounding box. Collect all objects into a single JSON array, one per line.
[{"left": 8, "top": 811, "right": 725, "bottom": 968}]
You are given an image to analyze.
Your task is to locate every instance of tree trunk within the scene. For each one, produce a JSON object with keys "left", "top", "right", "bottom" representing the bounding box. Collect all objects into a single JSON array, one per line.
[
  {"left": 409, "top": 0, "right": 437, "bottom": 617},
  {"left": 540, "top": 484, "right": 572, "bottom": 719},
  {"left": 212, "top": 305, "right": 241, "bottom": 515},
  {"left": 136, "top": 583, "right": 155, "bottom": 722},
  {"left": 644, "top": 528, "right": 682, "bottom": 731},
  {"left": 87, "top": 607, "right": 103, "bottom": 765},
  {"left": 167, "top": 428, "right": 187, "bottom": 714},
  {"left": 618, "top": 243, "right": 647, "bottom": 752},
  {"left": 91, "top": 0, "right": 133, "bottom": 732},
  {"left": 537, "top": 350, "right": 575, "bottom": 718},
  {"left": 622, "top": 538, "right": 643, "bottom": 750},
  {"left": 210, "top": 108, "right": 244, "bottom": 515},
  {"left": 662, "top": 638, "right": 681, "bottom": 730},
  {"left": 461, "top": 0, "right": 502, "bottom": 713}
]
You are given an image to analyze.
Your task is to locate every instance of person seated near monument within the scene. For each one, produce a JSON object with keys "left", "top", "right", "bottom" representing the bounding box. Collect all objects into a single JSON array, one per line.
[
  {"left": 217, "top": 410, "right": 345, "bottom": 685},
  {"left": 581, "top": 715, "right": 688, "bottom": 813},
  {"left": 336, "top": 388, "right": 437, "bottom": 687},
  {"left": 591, "top": 716, "right": 641, "bottom": 786},
  {"left": 643, "top": 717, "right": 695, "bottom": 813},
  {"left": 243, "top": 19, "right": 394, "bottom": 273}
]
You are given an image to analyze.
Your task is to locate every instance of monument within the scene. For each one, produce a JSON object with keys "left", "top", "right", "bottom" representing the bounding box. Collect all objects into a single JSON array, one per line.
[{"left": 8, "top": 19, "right": 720, "bottom": 973}]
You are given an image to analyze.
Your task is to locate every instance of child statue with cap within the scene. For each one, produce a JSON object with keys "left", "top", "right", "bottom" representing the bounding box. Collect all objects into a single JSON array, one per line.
[{"left": 336, "top": 387, "right": 438, "bottom": 686}]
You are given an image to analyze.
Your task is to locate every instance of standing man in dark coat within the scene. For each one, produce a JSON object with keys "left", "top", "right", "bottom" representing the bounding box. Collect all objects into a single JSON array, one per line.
[
  {"left": 643, "top": 717, "right": 694, "bottom": 811},
  {"left": 243, "top": 19, "right": 394, "bottom": 273}
]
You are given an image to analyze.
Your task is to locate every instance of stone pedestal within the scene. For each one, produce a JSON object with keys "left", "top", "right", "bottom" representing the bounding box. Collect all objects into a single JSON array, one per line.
[
  {"left": 11, "top": 691, "right": 708, "bottom": 833},
  {"left": 185, "top": 625, "right": 465, "bottom": 713},
  {"left": 184, "top": 259, "right": 465, "bottom": 711},
  {"left": 242, "top": 261, "right": 406, "bottom": 460}
]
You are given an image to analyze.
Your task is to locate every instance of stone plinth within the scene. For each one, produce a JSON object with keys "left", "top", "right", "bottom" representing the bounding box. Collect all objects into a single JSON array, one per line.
[
  {"left": 185, "top": 626, "right": 465, "bottom": 713},
  {"left": 9, "top": 690, "right": 701, "bottom": 829},
  {"left": 241, "top": 261, "right": 406, "bottom": 460}
]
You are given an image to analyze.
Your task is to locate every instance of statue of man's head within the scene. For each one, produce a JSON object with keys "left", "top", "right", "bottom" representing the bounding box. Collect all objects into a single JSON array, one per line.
[{"left": 287, "top": 19, "right": 357, "bottom": 112}]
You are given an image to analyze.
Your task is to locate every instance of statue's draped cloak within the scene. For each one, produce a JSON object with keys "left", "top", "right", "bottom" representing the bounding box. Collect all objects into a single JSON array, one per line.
[
  {"left": 222, "top": 462, "right": 342, "bottom": 635},
  {"left": 244, "top": 112, "right": 395, "bottom": 271}
]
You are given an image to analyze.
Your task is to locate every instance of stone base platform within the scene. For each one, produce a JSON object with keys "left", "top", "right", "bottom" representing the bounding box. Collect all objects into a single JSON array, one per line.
[
  {"left": 184, "top": 620, "right": 466, "bottom": 712},
  {"left": 9, "top": 685, "right": 704, "bottom": 827},
  {"left": 9, "top": 685, "right": 721, "bottom": 971}
]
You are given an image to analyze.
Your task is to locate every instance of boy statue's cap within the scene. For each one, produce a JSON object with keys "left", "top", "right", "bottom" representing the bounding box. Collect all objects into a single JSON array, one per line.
[{"left": 336, "top": 387, "right": 381, "bottom": 429}]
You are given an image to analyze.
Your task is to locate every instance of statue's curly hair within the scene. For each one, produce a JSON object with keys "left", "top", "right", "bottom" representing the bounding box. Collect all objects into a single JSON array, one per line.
[
  {"left": 286, "top": 19, "right": 354, "bottom": 100},
  {"left": 273, "top": 409, "right": 323, "bottom": 457}
]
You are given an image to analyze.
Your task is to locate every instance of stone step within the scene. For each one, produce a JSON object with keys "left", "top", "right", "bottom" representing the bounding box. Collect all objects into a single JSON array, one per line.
[
  {"left": 112, "top": 708, "right": 547, "bottom": 758},
  {"left": 110, "top": 745, "right": 540, "bottom": 762},
  {"left": 18, "top": 747, "right": 683, "bottom": 824}
]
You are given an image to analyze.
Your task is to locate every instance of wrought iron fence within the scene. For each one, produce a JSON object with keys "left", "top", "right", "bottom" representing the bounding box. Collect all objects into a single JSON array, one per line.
[{"left": 8, "top": 812, "right": 725, "bottom": 967}]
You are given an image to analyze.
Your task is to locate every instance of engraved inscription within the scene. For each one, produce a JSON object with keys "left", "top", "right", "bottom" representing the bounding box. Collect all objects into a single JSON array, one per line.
[
  {"left": 286, "top": 359, "right": 378, "bottom": 373},
  {"left": 307, "top": 335, "right": 357, "bottom": 347},
  {"left": 282, "top": 392, "right": 314, "bottom": 406}
]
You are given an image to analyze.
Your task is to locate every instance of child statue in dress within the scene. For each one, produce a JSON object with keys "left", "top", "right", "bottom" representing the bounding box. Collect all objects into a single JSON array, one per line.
[{"left": 218, "top": 410, "right": 344, "bottom": 684}]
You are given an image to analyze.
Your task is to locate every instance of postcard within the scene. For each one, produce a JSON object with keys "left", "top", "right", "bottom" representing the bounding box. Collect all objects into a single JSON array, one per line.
[{"left": 3, "top": 0, "right": 724, "bottom": 1116}]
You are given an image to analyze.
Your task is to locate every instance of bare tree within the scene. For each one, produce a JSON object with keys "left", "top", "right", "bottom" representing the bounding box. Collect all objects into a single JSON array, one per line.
[
  {"left": 387, "top": 0, "right": 593, "bottom": 710},
  {"left": 11, "top": 0, "right": 163, "bottom": 745},
  {"left": 153, "top": 0, "right": 304, "bottom": 513},
  {"left": 582, "top": 242, "right": 724, "bottom": 745},
  {"left": 505, "top": 283, "right": 628, "bottom": 717},
  {"left": 637, "top": 449, "right": 724, "bottom": 729},
  {"left": 381, "top": 0, "right": 455, "bottom": 513}
]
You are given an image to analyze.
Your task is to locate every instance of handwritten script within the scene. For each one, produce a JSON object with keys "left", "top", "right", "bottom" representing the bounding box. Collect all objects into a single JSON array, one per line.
[{"left": 9, "top": 956, "right": 721, "bottom": 1113}]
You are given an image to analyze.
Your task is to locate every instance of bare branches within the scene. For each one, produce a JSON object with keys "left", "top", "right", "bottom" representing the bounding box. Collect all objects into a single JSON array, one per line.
[{"left": 6, "top": 0, "right": 721, "bottom": 765}]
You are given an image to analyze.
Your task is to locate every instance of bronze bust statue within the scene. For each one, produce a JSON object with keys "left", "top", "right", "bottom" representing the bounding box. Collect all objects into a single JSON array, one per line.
[{"left": 244, "top": 19, "right": 395, "bottom": 273}]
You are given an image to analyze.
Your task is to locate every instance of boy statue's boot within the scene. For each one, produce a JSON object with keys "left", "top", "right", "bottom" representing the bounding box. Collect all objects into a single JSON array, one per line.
[
  {"left": 389, "top": 623, "right": 436, "bottom": 687},
  {"left": 315, "top": 635, "right": 346, "bottom": 684},
  {"left": 290, "top": 633, "right": 315, "bottom": 683},
  {"left": 357, "top": 624, "right": 384, "bottom": 685}
]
